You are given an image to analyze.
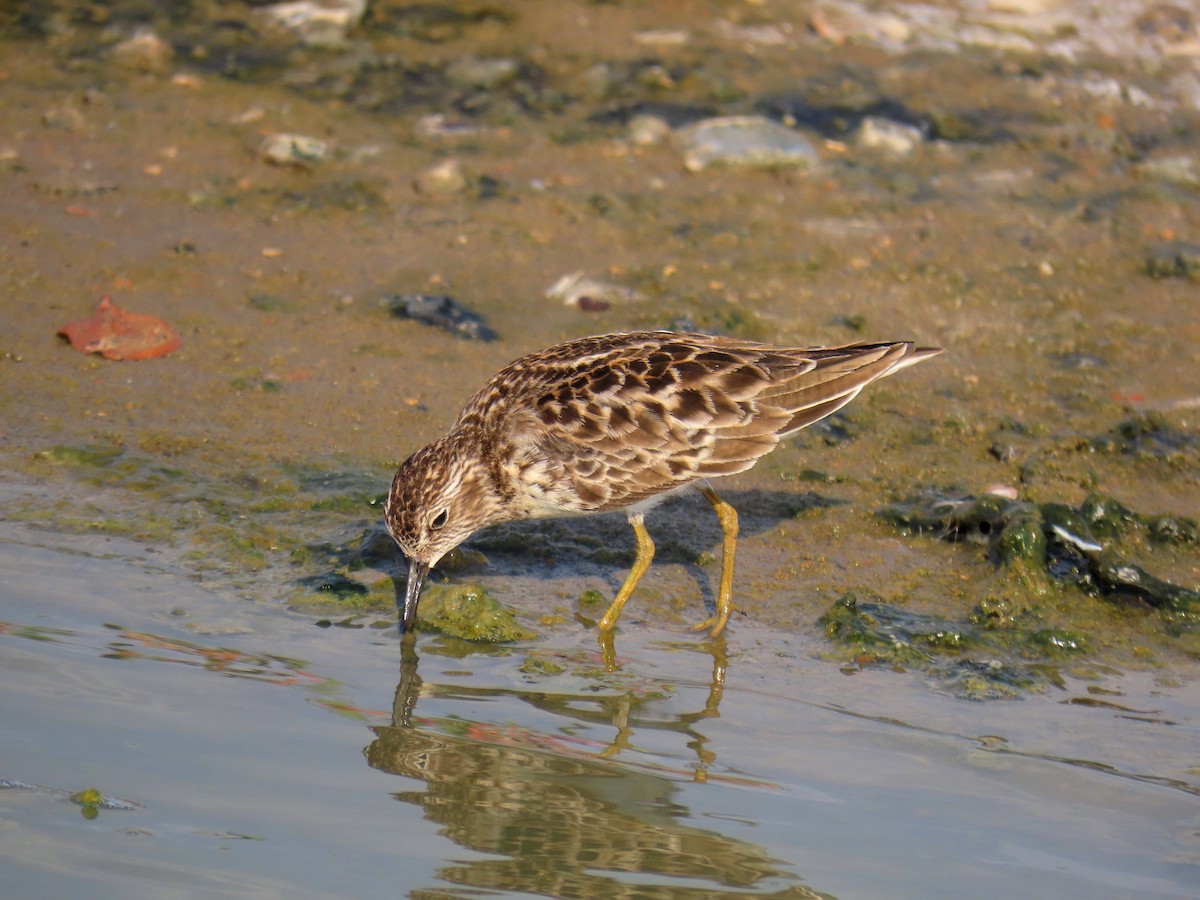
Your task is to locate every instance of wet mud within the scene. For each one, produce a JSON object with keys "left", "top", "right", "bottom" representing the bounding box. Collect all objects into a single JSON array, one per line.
[{"left": 2, "top": 1, "right": 1198, "bottom": 691}]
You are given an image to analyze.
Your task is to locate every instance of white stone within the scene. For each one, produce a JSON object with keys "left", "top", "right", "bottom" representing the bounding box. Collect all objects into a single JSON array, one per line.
[
  {"left": 110, "top": 31, "right": 175, "bottom": 73},
  {"left": 855, "top": 116, "right": 924, "bottom": 156},
  {"left": 673, "top": 116, "right": 819, "bottom": 172},
  {"left": 259, "top": 0, "right": 366, "bottom": 47},
  {"left": 260, "top": 133, "right": 331, "bottom": 167},
  {"left": 414, "top": 159, "right": 468, "bottom": 196},
  {"left": 627, "top": 114, "right": 671, "bottom": 146}
]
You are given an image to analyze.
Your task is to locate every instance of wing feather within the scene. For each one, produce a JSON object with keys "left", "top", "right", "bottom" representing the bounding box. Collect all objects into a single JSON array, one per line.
[{"left": 476, "top": 332, "right": 939, "bottom": 513}]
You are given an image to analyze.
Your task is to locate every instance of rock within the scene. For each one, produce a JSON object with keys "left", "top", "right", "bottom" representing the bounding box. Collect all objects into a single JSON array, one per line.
[
  {"left": 1146, "top": 242, "right": 1200, "bottom": 280},
  {"left": 983, "top": 483, "right": 1020, "bottom": 499},
  {"left": 414, "top": 158, "right": 468, "bottom": 195},
  {"left": 810, "top": 5, "right": 912, "bottom": 48},
  {"left": 414, "top": 114, "right": 488, "bottom": 140},
  {"left": 956, "top": 25, "right": 1038, "bottom": 54},
  {"left": 1073, "top": 75, "right": 1153, "bottom": 107},
  {"left": 1135, "top": 4, "right": 1195, "bottom": 43},
  {"left": 109, "top": 31, "right": 175, "bottom": 73},
  {"left": 634, "top": 64, "right": 674, "bottom": 90},
  {"left": 716, "top": 20, "right": 791, "bottom": 46},
  {"left": 545, "top": 272, "right": 640, "bottom": 310},
  {"left": 259, "top": 133, "right": 331, "bottom": 167},
  {"left": 384, "top": 294, "right": 497, "bottom": 341},
  {"left": 632, "top": 29, "right": 690, "bottom": 47},
  {"left": 258, "top": 0, "right": 367, "bottom": 47},
  {"left": 672, "top": 115, "right": 819, "bottom": 172},
  {"left": 579, "top": 63, "right": 615, "bottom": 100},
  {"left": 42, "top": 106, "right": 86, "bottom": 131},
  {"left": 854, "top": 116, "right": 924, "bottom": 155},
  {"left": 1168, "top": 72, "right": 1200, "bottom": 111},
  {"left": 445, "top": 57, "right": 520, "bottom": 91},
  {"left": 987, "top": 0, "right": 1069, "bottom": 13},
  {"left": 879, "top": 490, "right": 1200, "bottom": 614},
  {"left": 627, "top": 114, "right": 671, "bottom": 146},
  {"left": 1133, "top": 154, "right": 1199, "bottom": 186}
]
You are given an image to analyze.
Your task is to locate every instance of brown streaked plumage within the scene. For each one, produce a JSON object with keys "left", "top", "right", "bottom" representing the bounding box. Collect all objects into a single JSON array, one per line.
[{"left": 385, "top": 331, "right": 942, "bottom": 637}]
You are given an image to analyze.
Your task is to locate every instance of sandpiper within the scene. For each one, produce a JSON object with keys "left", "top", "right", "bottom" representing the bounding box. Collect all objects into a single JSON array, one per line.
[{"left": 386, "top": 331, "right": 941, "bottom": 637}]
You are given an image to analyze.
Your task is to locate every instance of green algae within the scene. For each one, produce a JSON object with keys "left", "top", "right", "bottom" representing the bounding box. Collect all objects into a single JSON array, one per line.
[
  {"left": 1093, "top": 413, "right": 1198, "bottom": 462},
  {"left": 69, "top": 785, "right": 142, "bottom": 819},
  {"left": 136, "top": 433, "right": 205, "bottom": 456},
  {"left": 13, "top": 443, "right": 401, "bottom": 615},
  {"left": 821, "top": 593, "right": 981, "bottom": 668},
  {"left": 35, "top": 443, "right": 123, "bottom": 468},
  {"left": 1025, "top": 629, "right": 1089, "bottom": 657},
  {"left": 996, "top": 508, "right": 1047, "bottom": 567},
  {"left": 5, "top": 498, "right": 180, "bottom": 544},
  {"left": 70, "top": 786, "right": 104, "bottom": 820},
  {"left": 1147, "top": 515, "right": 1198, "bottom": 545},
  {"left": 299, "top": 572, "right": 371, "bottom": 598},
  {"left": 880, "top": 491, "right": 1200, "bottom": 618},
  {"left": 291, "top": 572, "right": 397, "bottom": 613},
  {"left": 871, "top": 488, "right": 1200, "bottom": 684},
  {"left": 820, "top": 592, "right": 1086, "bottom": 700},
  {"left": 576, "top": 589, "right": 608, "bottom": 616},
  {"left": 942, "top": 659, "right": 1051, "bottom": 701},
  {"left": 1078, "top": 492, "right": 1137, "bottom": 537},
  {"left": 308, "top": 492, "right": 379, "bottom": 514},
  {"left": 416, "top": 583, "right": 536, "bottom": 643},
  {"left": 519, "top": 655, "right": 567, "bottom": 676}
]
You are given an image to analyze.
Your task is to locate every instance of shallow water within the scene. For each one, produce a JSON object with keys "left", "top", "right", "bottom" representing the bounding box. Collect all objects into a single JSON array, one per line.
[{"left": 3, "top": 520, "right": 1197, "bottom": 898}]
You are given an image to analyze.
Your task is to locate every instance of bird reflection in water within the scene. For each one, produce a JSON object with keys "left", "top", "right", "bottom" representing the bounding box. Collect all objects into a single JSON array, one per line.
[{"left": 365, "top": 634, "right": 818, "bottom": 898}]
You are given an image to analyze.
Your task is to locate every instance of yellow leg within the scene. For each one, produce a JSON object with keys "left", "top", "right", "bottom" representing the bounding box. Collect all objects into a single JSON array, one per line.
[
  {"left": 693, "top": 485, "right": 741, "bottom": 637},
  {"left": 597, "top": 514, "right": 654, "bottom": 633},
  {"left": 597, "top": 628, "right": 619, "bottom": 671}
]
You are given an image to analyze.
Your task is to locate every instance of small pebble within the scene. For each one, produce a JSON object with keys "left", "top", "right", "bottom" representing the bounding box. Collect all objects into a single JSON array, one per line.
[
  {"left": 988, "top": 443, "right": 1018, "bottom": 463},
  {"left": 414, "top": 158, "right": 468, "bottom": 196},
  {"left": 260, "top": 133, "right": 330, "bottom": 167},
  {"left": 716, "top": 20, "right": 791, "bottom": 46},
  {"left": 42, "top": 106, "right": 86, "bottom": 131},
  {"left": 1133, "top": 154, "right": 1199, "bottom": 186},
  {"left": 445, "top": 57, "right": 519, "bottom": 90},
  {"left": 384, "top": 294, "right": 497, "bottom": 342},
  {"left": 110, "top": 31, "right": 175, "bottom": 73},
  {"left": 1146, "top": 241, "right": 1200, "bottom": 280},
  {"left": 258, "top": 0, "right": 367, "bottom": 47},
  {"left": 1135, "top": 3, "right": 1195, "bottom": 42},
  {"left": 983, "top": 484, "right": 1020, "bottom": 500},
  {"left": 632, "top": 29, "right": 690, "bottom": 46},
  {"left": 854, "top": 116, "right": 925, "bottom": 156},
  {"left": 415, "top": 114, "right": 487, "bottom": 140},
  {"left": 545, "top": 272, "right": 640, "bottom": 308},
  {"left": 627, "top": 114, "right": 672, "bottom": 146},
  {"left": 673, "top": 115, "right": 819, "bottom": 172},
  {"left": 987, "top": 0, "right": 1066, "bottom": 13}
]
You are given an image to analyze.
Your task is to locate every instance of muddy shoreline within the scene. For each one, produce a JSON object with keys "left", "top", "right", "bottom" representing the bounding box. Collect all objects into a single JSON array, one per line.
[{"left": 2, "top": 1, "right": 1198, "bottom": 681}]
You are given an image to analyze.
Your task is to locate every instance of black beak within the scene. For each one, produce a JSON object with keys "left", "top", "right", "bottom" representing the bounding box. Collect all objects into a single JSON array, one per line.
[{"left": 401, "top": 558, "right": 430, "bottom": 632}]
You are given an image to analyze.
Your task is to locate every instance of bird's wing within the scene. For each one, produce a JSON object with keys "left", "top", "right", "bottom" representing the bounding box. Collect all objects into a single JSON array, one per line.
[{"left": 472, "top": 333, "right": 938, "bottom": 512}]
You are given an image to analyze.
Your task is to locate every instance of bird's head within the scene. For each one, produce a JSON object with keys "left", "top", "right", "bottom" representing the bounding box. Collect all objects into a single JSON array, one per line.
[{"left": 384, "top": 436, "right": 500, "bottom": 630}]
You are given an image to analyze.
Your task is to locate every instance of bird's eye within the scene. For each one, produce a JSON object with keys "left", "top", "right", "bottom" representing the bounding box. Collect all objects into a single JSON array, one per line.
[{"left": 429, "top": 508, "right": 449, "bottom": 530}]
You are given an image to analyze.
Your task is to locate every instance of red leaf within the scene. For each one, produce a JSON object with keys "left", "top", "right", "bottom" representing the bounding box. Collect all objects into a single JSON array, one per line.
[{"left": 58, "top": 296, "right": 182, "bottom": 361}]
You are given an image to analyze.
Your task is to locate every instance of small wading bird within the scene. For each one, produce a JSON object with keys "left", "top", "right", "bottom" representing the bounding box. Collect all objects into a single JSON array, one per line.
[{"left": 386, "top": 331, "right": 941, "bottom": 639}]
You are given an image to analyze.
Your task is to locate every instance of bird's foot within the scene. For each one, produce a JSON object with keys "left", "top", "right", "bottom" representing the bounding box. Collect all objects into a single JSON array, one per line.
[{"left": 690, "top": 603, "right": 744, "bottom": 638}]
